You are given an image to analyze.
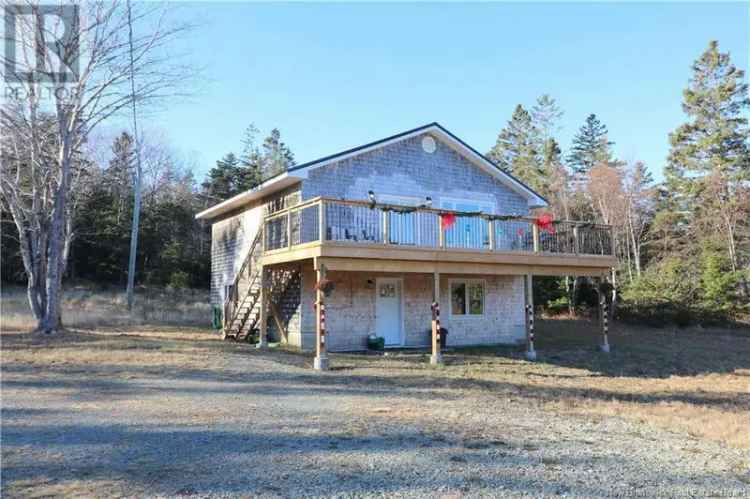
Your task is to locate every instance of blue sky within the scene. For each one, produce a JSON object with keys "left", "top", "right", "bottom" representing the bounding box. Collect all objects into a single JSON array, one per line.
[{"left": 150, "top": 2, "right": 749, "bottom": 183}]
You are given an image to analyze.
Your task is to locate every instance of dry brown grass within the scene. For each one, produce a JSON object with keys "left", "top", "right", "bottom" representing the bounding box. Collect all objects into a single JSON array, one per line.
[
  {"left": 447, "top": 318, "right": 750, "bottom": 450},
  {"left": 1, "top": 285, "right": 211, "bottom": 330},
  {"left": 0, "top": 326, "right": 222, "bottom": 374},
  {"left": 2, "top": 316, "right": 748, "bottom": 454}
]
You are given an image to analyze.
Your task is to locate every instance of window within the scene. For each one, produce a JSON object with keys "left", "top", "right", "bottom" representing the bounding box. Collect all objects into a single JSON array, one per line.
[
  {"left": 450, "top": 279, "right": 485, "bottom": 316},
  {"left": 379, "top": 194, "right": 424, "bottom": 246},
  {"left": 440, "top": 198, "right": 495, "bottom": 249}
]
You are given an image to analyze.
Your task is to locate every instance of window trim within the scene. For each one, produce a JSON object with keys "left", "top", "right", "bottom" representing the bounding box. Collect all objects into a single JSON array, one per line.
[
  {"left": 439, "top": 196, "right": 495, "bottom": 214},
  {"left": 448, "top": 278, "right": 486, "bottom": 317}
]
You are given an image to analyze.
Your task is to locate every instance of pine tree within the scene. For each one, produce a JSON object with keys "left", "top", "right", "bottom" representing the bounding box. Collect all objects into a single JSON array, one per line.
[
  {"left": 567, "top": 114, "right": 614, "bottom": 176},
  {"left": 531, "top": 94, "right": 564, "bottom": 144},
  {"left": 202, "top": 153, "right": 242, "bottom": 200},
  {"left": 73, "top": 132, "right": 136, "bottom": 283},
  {"left": 239, "top": 124, "right": 264, "bottom": 189},
  {"left": 108, "top": 132, "right": 136, "bottom": 224},
  {"left": 665, "top": 40, "right": 749, "bottom": 298},
  {"left": 487, "top": 105, "right": 545, "bottom": 192},
  {"left": 261, "top": 128, "right": 295, "bottom": 179}
]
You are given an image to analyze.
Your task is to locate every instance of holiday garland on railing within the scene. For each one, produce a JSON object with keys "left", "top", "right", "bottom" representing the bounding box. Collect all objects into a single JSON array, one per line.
[{"left": 363, "top": 200, "right": 601, "bottom": 233}]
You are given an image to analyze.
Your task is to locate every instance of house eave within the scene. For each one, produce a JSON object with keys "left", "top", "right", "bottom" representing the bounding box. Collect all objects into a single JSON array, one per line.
[{"left": 195, "top": 173, "right": 303, "bottom": 220}]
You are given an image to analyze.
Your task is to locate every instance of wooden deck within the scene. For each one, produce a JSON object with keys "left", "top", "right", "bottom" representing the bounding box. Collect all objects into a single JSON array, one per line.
[{"left": 259, "top": 197, "right": 616, "bottom": 276}]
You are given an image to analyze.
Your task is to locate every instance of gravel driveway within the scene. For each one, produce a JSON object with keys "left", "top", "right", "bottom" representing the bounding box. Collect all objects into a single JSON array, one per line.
[{"left": 2, "top": 329, "right": 749, "bottom": 498}]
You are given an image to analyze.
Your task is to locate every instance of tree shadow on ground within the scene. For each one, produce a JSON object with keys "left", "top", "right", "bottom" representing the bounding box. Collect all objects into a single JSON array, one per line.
[
  {"left": 2, "top": 414, "right": 741, "bottom": 498},
  {"left": 3, "top": 321, "right": 749, "bottom": 414}
]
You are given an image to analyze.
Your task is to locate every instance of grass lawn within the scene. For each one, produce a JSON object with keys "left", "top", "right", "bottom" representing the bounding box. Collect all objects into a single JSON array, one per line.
[
  {"left": 450, "top": 318, "right": 750, "bottom": 450},
  {"left": 3, "top": 318, "right": 748, "bottom": 450}
]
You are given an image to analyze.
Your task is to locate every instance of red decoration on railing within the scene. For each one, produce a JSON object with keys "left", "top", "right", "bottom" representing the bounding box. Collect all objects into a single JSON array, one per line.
[
  {"left": 534, "top": 213, "right": 556, "bottom": 234},
  {"left": 517, "top": 228, "right": 525, "bottom": 237},
  {"left": 440, "top": 213, "right": 457, "bottom": 230}
]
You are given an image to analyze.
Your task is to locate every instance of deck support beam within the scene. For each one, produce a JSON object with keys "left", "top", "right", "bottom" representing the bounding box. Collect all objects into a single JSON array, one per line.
[
  {"left": 314, "top": 259, "right": 329, "bottom": 370},
  {"left": 524, "top": 274, "right": 537, "bottom": 360},
  {"left": 431, "top": 270, "right": 443, "bottom": 365},
  {"left": 257, "top": 266, "right": 268, "bottom": 349}
]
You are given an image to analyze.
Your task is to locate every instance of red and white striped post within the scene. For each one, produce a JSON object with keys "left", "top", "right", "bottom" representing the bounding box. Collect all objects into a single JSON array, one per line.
[
  {"left": 600, "top": 300, "right": 610, "bottom": 353},
  {"left": 525, "top": 303, "right": 537, "bottom": 360},
  {"left": 431, "top": 301, "right": 443, "bottom": 365},
  {"left": 314, "top": 262, "right": 329, "bottom": 370},
  {"left": 524, "top": 274, "right": 537, "bottom": 360}
]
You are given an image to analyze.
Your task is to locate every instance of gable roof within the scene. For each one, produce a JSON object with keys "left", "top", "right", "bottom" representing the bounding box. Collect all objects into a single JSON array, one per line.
[{"left": 196, "top": 122, "right": 548, "bottom": 220}]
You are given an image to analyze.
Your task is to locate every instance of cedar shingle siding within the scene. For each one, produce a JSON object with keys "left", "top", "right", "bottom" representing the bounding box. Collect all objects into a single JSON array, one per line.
[
  {"left": 301, "top": 133, "right": 528, "bottom": 215},
  {"left": 211, "top": 131, "right": 531, "bottom": 350}
]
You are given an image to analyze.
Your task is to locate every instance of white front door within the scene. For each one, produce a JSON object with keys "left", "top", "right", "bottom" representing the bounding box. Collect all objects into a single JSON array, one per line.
[{"left": 375, "top": 278, "right": 403, "bottom": 346}]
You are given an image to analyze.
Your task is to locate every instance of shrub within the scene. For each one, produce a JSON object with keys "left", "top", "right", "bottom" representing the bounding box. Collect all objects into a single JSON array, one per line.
[
  {"left": 618, "top": 255, "right": 738, "bottom": 327},
  {"left": 168, "top": 270, "right": 191, "bottom": 290}
]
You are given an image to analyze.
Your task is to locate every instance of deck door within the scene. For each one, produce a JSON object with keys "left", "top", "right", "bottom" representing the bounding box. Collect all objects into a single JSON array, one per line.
[
  {"left": 379, "top": 194, "right": 422, "bottom": 246},
  {"left": 375, "top": 278, "right": 403, "bottom": 346},
  {"left": 440, "top": 198, "right": 495, "bottom": 249}
]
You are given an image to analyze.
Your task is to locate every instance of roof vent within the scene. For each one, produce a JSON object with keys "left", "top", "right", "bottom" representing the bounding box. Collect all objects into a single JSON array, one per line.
[{"left": 421, "top": 135, "right": 436, "bottom": 154}]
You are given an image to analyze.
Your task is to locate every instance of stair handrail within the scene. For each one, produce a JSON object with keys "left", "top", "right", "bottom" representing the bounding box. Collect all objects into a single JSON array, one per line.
[{"left": 223, "top": 227, "right": 263, "bottom": 331}]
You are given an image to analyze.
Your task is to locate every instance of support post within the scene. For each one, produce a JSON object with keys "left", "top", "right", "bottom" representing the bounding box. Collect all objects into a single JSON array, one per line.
[
  {"left": 438, "top": 219, "right": 445, "bottom": 249},
  {"left": 286, "top": 210, "right": 292, "bottom": 249},
  {"left": 524, "top": 274, "right": 536, "bottom": 360},
  {"left": 488, "top": 219, "right": 495, "bottom": 250},
  {"left": 430, "top": 270, "right": 443, "bottom": 365},
  {"left": 599, "top": 278, "right": 611, "bottom": 353},
  {"left": 573, "top": 225, "right": 579, "bottom": 254},
  {"left": 257, "top": 267, "right": 268, "bottom": 349},
  {"left": 382, "top": 210, "right": 389, "bottom": 244},
  {"left": 314, "top": 261, "right": 329, "bottom": 370},
  {"left": 319, "top": 200, "right": 326, "bottom": 242},
  {"left": 532, "top": 224, "right": 540, "bottom": 252}
]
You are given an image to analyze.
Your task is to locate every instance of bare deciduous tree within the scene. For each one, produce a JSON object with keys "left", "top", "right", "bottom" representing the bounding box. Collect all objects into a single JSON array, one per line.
[{"left": 0, "top": 0, "right": 192, "bottom": 333}]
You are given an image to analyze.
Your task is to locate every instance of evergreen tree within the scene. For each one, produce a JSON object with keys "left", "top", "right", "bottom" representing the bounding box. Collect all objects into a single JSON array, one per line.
[
  {"left": 74, "top": 132, "right": 136, "bottom": 282},
  {"left": 487, "top": 105, "right": 545, "bottom": 192},
  {"left": 540, "top": 138, "right": 562, "bottom": 176},
  {"left": 239, "top": 124, "right": 264, "bottom": 189},
  {"left": 202, "top": 152, "right": 243, "bottom": 200},
  {"left": 201, "top": 127, "right": 296, "bottom": 201},
  {"left": 567, "top": 114, "right": 614, "bottom": 176},
  {"left": 261, "top": 128, "right": 295, "bottom": 179},
  {"left": 108, "top": 132, "right": 136, "bottom": 224},
  {"left": 665, "top": 40, "right": 749, "bottom": 296},
  {"left": 531, "top": 94, "right": 564, "bottom": 144}
]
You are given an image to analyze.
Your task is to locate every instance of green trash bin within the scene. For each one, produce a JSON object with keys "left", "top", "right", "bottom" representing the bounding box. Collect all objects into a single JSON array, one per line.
[
  {"left": 212, "top": 306, "right": 223, "bottom": 330},
  {"left": 367, "top": 335, "right": 385, "bottom": 351}
]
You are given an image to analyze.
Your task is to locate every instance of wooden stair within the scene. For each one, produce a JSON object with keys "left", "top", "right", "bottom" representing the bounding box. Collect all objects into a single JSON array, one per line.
[{"left": 222, "top": 229, "right": 301, "bottom": 343}]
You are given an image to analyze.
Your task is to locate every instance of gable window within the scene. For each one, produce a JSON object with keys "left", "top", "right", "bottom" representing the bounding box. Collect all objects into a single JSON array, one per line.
[{"left": 450, "top": 279, "right": 485, "bottom": 316}]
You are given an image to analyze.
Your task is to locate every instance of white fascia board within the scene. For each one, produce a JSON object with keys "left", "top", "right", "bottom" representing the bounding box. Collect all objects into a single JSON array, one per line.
[{"left": 195, "top": 173, "right": 303, "bottom": 220}]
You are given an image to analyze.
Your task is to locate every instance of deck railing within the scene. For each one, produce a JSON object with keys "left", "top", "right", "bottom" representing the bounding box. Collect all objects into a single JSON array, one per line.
[{"left": 262, "top": 197, "right": 614, "bottom": 257}]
